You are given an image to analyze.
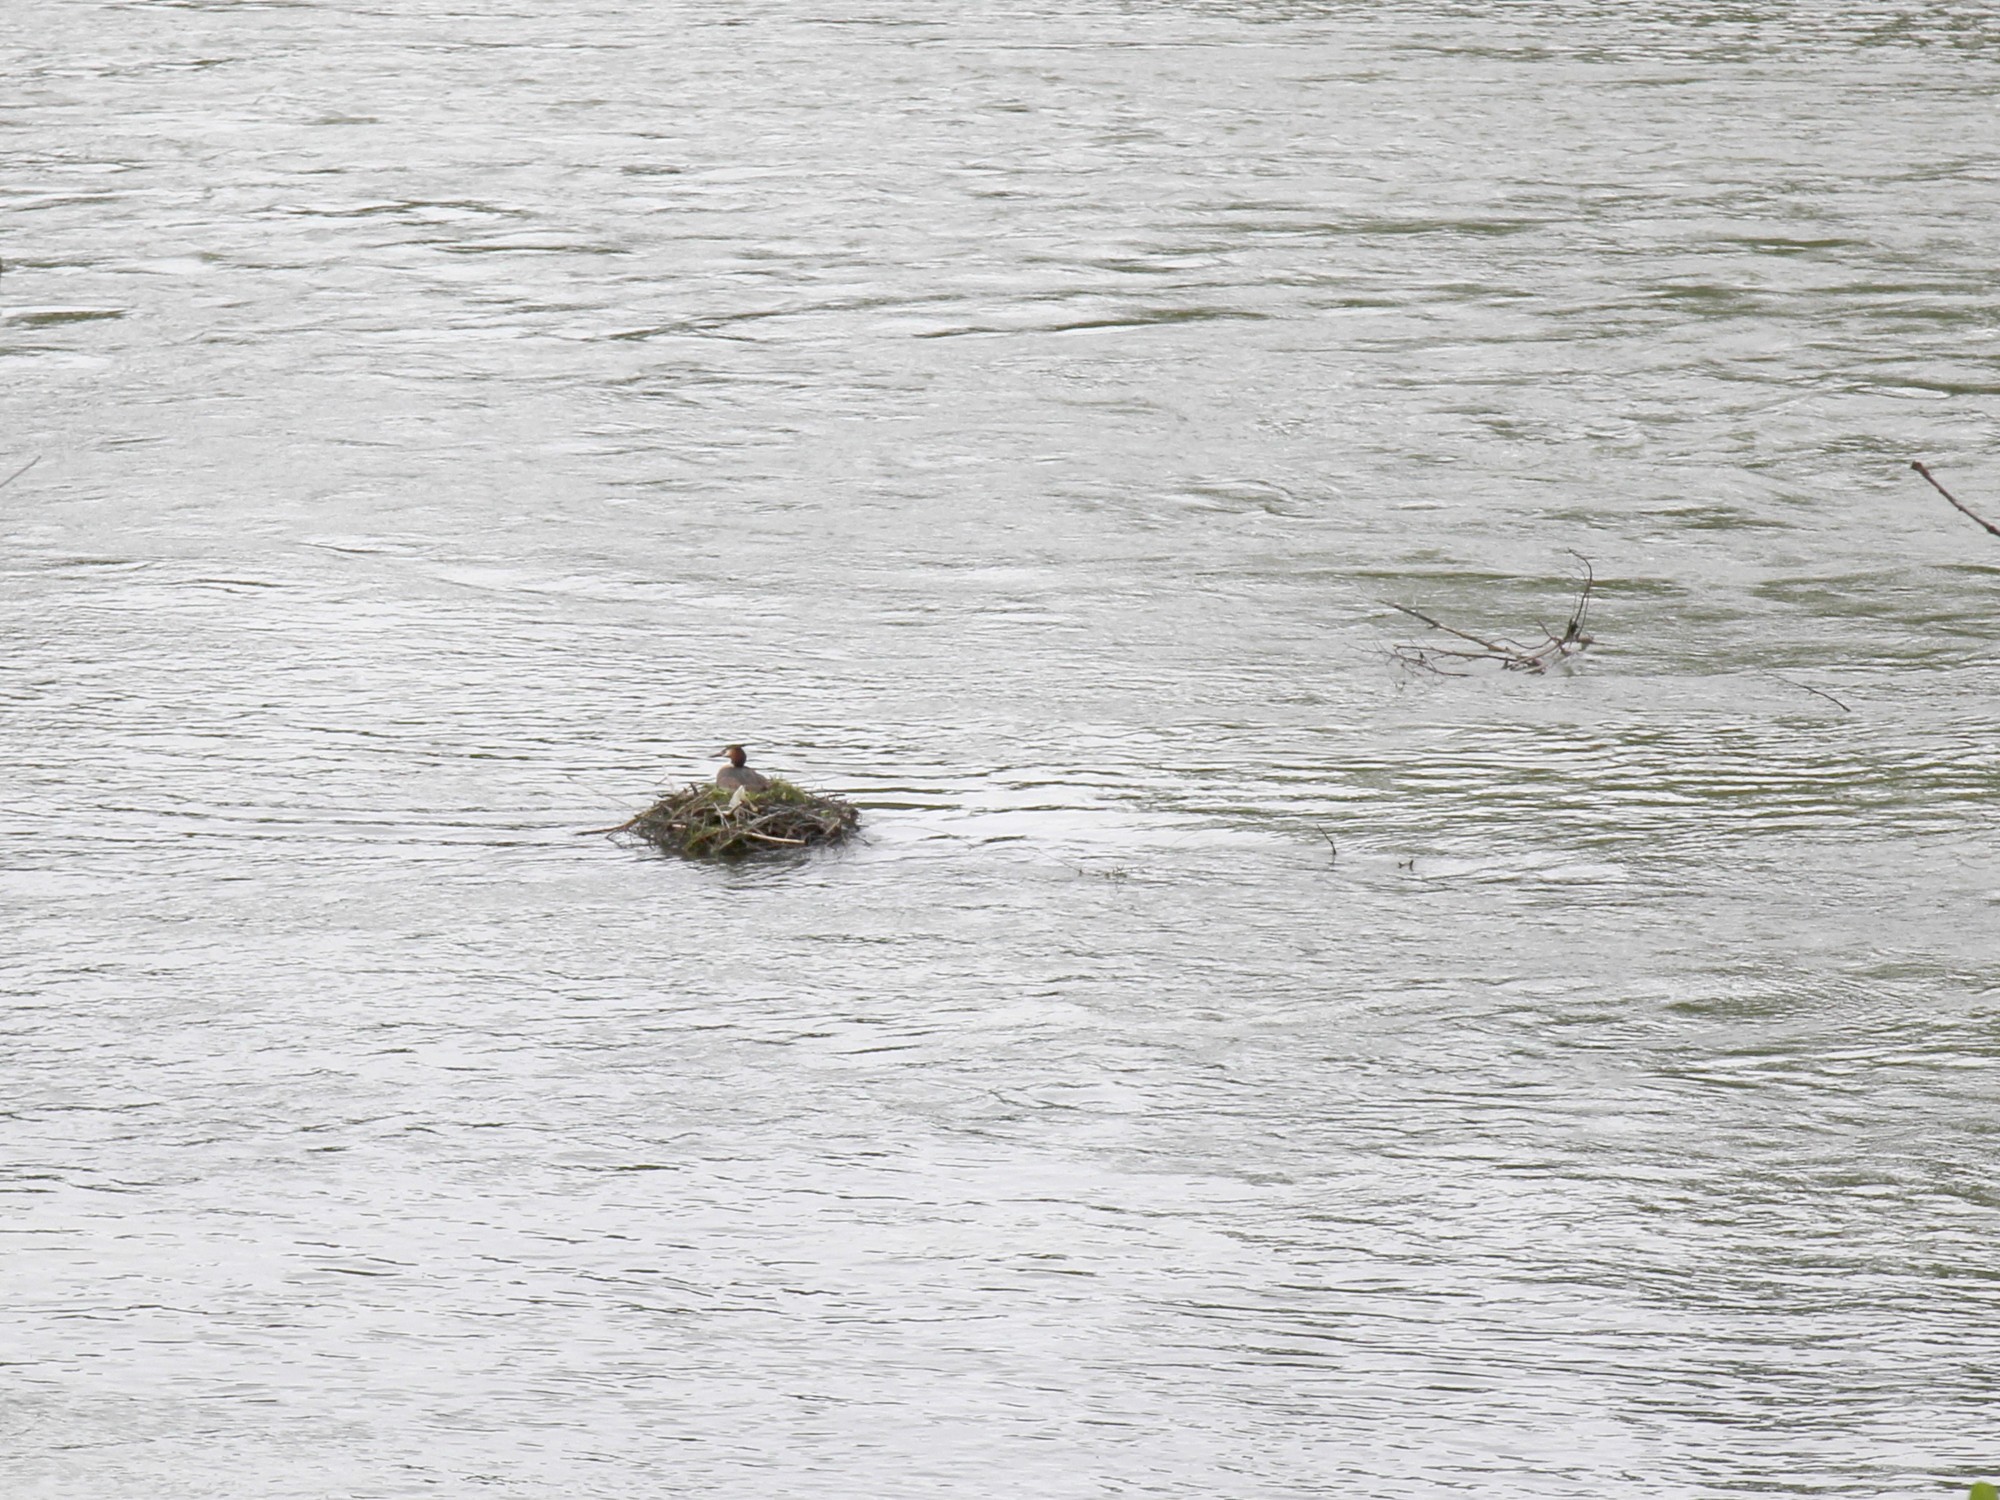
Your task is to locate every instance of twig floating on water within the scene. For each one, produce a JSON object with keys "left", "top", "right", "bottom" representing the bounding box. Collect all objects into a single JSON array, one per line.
[
  {"left": 1384, "top": 601, "right": 1525, "bottom": 663},
  {"left": 1911, "top": 460, "right": 2000, "bottom": 540},
  {"left": 1764, "top": 672, "right": 1851, "bottom": 713},
  {"left": 1387, "top": 555, "right": 1595, "bottom": 676},
  {"left": 0, "top": 456, "right": 40, "bottom": 493},
  {"left": 1561, "top": 549, "right": 1595, "bottom": 646}
]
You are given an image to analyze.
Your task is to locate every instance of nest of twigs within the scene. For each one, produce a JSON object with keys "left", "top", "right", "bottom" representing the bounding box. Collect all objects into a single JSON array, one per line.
[{"left": 611, "top": 779, "right": 860, "bottom": 858}]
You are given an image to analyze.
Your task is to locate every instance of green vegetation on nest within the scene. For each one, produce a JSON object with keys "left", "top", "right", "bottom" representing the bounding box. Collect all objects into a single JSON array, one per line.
[{"left": 624, "top": 778, "right": 859, "bottom": 858}]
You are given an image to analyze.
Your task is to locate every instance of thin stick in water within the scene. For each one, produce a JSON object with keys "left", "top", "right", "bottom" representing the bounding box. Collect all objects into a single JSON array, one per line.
[
  {"left": 1764, "top": 672, "right": 1851, "bottom": 713},
  {"left": 1911, "top": 460, "right": 2000, "bottom": 540},
  {"left": 1384, "top": 601, "right": 1534, "bottom": 666}
]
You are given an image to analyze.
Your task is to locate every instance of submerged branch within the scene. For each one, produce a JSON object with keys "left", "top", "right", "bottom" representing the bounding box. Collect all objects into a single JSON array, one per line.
[
  {"left": 1765, "top": 672, "right": 1851, "bottom": 713},
  {"left": 1561, "top": 549, "right": 1595, "bottom": 644},
  {"left": 1387, "top": 556, "right": 1596, "bottom": 677},
  {"left": 1384, "top": 600, "right": 1521, "bottom": 661},
  {"left": 1911, "top": 460, "right": 2000, "bottom": 540}
]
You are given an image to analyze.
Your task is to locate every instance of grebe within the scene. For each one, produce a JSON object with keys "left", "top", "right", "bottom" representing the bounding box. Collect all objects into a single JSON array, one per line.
[{"left": 715, "top": 745, "right": 771, "bottom": 795}]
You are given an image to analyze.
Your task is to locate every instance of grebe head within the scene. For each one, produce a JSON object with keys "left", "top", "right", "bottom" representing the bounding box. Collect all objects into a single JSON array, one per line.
[{"left": 719, "top": 744, "right": 749, "bottom": 767}]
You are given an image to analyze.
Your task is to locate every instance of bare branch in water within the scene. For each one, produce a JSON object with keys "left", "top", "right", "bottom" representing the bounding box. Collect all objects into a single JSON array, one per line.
[
  {"left": 1384, "top": 600, "right": 1518, "bottom": 659},
  {"left": 0, "top": 456, "right": 40, "bottom": 492},
  {"left": 1764, "top": 672, "right": 1851, "bottom": 713},
  {"left": 1387, "top": 556, "right": 1596, "bottom": 676},
  {"left": 1911, "top": 460, "right": 2000, "bottom": 540},
  {"left": 1561, "top": 549, "right": 1595, "bottom": 645}
]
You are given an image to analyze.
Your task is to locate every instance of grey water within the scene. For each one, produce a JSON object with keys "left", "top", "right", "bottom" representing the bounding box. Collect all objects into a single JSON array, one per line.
[{"left": 4, "top": 3, "right": 1999, "bottom": 1496}]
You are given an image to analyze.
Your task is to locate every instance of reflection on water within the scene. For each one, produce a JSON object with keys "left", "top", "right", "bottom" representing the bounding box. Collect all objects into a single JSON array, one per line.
[{"left": 4, "top": 2, "right": 1998, "bottom": 1497}]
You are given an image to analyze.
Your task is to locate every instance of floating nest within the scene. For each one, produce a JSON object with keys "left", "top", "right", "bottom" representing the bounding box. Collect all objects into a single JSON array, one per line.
[{"left": 613, "top": 779, "right": 859, "bottom": 858}]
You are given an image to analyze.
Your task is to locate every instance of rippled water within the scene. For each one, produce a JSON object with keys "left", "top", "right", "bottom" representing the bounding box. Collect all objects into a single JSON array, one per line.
[{"left": 5, "top": 3, "right": 1999, "bottom": 1496}]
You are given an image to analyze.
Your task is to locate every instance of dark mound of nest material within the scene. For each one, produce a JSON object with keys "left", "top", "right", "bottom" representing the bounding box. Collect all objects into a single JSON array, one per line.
[{"left": 623, "top": 779, "right": 859, "bottom": 857}]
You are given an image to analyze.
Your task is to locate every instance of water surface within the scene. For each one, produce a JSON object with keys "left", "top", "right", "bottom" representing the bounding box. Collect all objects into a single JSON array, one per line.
[{"left": 4, "top": 3, "right": 1998, "bottom": 1496}]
